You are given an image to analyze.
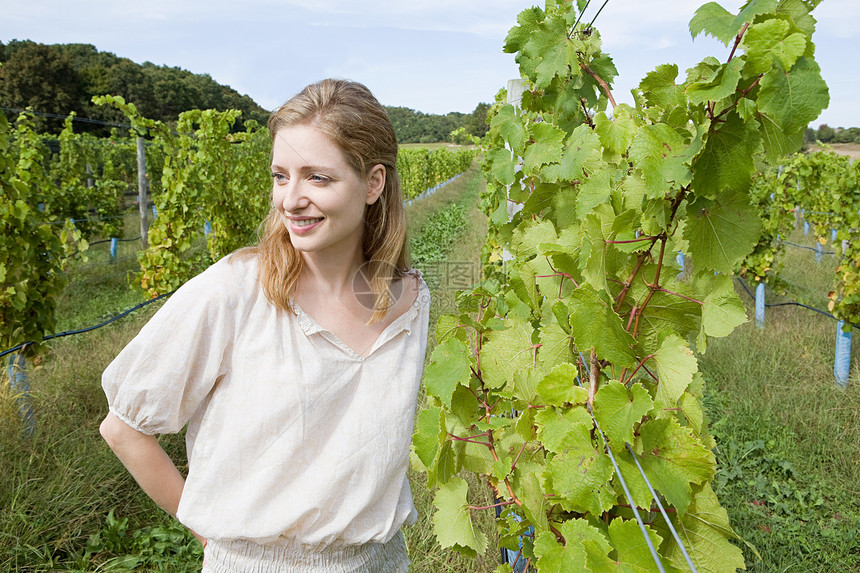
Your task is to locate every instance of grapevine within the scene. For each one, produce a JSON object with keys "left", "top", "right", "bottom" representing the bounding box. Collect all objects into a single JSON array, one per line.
[
  {"left": 0, "top": 112, "right": 79, "bottom": 353},
  {"left": 744, "top": 149, "right": 860, "bottom": 326},
  {"left": 414, "top": 1, "right": 829, "bottom": 571}
]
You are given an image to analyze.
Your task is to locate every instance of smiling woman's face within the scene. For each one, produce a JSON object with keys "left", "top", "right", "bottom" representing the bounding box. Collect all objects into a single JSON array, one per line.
[{"left": 270, "top": 123, "right": 385, "bottom": 260}]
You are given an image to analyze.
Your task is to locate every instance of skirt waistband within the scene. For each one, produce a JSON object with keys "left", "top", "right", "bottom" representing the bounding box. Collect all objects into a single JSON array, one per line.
[{"left": 203, "top": 530, "right": 409, "bottom": 573}]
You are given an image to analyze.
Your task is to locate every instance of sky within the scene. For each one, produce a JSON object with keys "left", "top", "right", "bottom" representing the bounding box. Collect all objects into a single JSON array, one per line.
[{"left": 2, "top": 0, "right": 858, "bottom": 128}]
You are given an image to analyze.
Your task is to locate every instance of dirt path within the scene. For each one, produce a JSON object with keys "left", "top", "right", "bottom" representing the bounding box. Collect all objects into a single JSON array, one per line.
[{"left": 807, "top": 142, "right": 860, "bottom": 160}]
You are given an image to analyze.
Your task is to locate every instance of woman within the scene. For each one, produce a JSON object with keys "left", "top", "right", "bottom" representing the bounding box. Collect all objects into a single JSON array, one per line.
[{"left": 100, "top": 79, "right": 430, "bottom": 572}]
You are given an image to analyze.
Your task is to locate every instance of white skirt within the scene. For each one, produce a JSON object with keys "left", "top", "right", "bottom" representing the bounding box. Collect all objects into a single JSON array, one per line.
[{"left": 202, "top": 531, "right": 410, "bottom": 573}]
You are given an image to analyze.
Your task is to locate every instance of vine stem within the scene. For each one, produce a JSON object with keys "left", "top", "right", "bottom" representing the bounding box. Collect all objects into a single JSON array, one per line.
[
  {"left": 486, "top": 429, "right": 523, "bottom": 507},
  {"left": 715, "top": 74, "right": 764, "bottom": 120},
  {"left": 614, "top": 240, "right": 658, "bottom": 312},
  {"left": 469, "top": 500, "right": 516, "bottom": 511},
  {"left": 727, "top": 22, "right": 750, "bottom": 63},
  {"left": 580, "top": 64, "right": 617, "bottom": 109},
  {"left": 622, "top": 354, "right": 656, "bottom": 385},
  {"left": 657, "top": 287, "right": 703, "bottom": 305},
  {"left": 510, "top": 440, "right": 529, "bottom": 473},
  {"left": 605, "top": 235, "right": 658, "bottom": 244},
  {"left": 588, "top": 349, "right": 600, "bottom": 409},
  {"left": 547, "top": 256, "right": 580, "bottom": 288},
  {"left": 447, "top": 433, "right": 492, "bottom": 447},
  {"left": 632, "top": 237, "right": 667, "bottom": 339}
]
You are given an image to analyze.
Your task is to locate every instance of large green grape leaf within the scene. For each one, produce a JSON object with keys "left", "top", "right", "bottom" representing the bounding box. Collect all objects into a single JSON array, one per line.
[
  {"left": 413, "top": 406, "right": 443, "bottom": 469},
  {"left": 638, "top": 65, "right": 686, "bottom": 111},
  {"left": 757, "top": 56, "right": 829, "bottom": 137},
  {"left": 480, "top": 315, "right": 535, "bottom": 389},
  {"left": 490, "top": 104, "right": 527, "bottom": 153},
  {"left": 517, "top": 472, "right": 550, "bottom": 533},
  {"left": 733, "top": 0, "right": 779, "bottom": 33},
  {"left": 568, "top": 285, "right": 637, "bottom": 368},
  {"left": 637, "top": 418, "right": 716, "bottom": 516},
  {"left": 683, "top": 188, "right": 761, "bottom": 274},
  {"left": 523, "top": 121, "right": 566, "bottom": 176},
  {"left": 537, "top": 313, "right": 574, "bottom": 371},
  {"left": 432, "top": 476, "right": 488, "bottom": 557},
  {"left": 580, "top": 205, "right": 629, "bottom": 293},
  {"left": 543, "top": 124, "right": 603, "bottom": 183},
  {"left": 593, "top": 380, "right": 654, "bottom": 448},
  {"left": 583, "top": 518, "right": 667, "bottom": 572},
  {"left": 511, "top": 218, "right": 557, "bottom": 260},
  {"left": 536, "top": 363, "right": 588, "bottom": 407},
  {"left": 690, "top": 110, "right": 760, "bottom": 199},
  {"left": 535, "top": 405, "right": 593, "bottom": 454},
  {"left": 594, "top": 106, "right": 637, "bottom": 158},
  {"left": 535, "top": 37, "right": 578, "bottom": 89},
  {"left": 689, "top": 2, "right": 737, "bottom": 45},
  {"left": 653, "top": 334, "right": 698, "bottom": 408},
  {"left": 743, "top": 18, "right": 807, "bottom": 75},
  {"left": 576, "top": 170, "right": 612, "bottom": 219},
  {"left": 776, "top": 0, "right": 816, "bottom": 36},
  {"left": 425, "top": 338, "right": 472, "bottom": 408},
  {"left": 632, "top": 278, "right": 702, "bottom": 355},
  {"left": 757, "top": 110, "right": 804, "bottom": 162},
  {"left": 658, "top": 483, "right": 746, "bottom": 573},
  {"left": 534, "top": 530, "right": 588, "bottom": 571},
  {"left": 546, "top": 444, "right": 617, "bottom": 516},
  {"left": 486, "top": 148, "right": 516, "bottom": 186},
  {"left": 698, "top": 273, "right": 748, "bottom": 342},
  {"left": 685, "top": 58, "right": 744, "bottom": 106},
  {"left": 628, "top": 123, "right": 695, "bottom": 198}
]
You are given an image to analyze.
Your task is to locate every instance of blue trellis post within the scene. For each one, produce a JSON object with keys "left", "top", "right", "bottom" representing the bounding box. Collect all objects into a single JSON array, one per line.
[
  {"left": 755, "top": 283, "right": 765, "bottom": 329},
  {"left": 835, "top": 321, "right": 852, "bottom": 388},
  {"left": 815, "top": 241, "right": 823, "bottom": 263},
  {"left": 7, "top": 351, "right": 36, "bottom": 438},
  {"left": 110, "top": 237, "right": 118, "bottom": 260}
]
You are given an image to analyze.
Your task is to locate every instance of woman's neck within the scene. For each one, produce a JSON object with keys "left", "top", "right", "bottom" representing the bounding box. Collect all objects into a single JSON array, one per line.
[{"left": 297, "top": 248, "right": 365, "bottom": 299}]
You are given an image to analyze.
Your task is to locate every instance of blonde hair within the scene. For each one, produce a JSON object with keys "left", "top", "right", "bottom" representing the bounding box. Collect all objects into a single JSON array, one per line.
[{"left": 237, "top": 78, "right": 408, "bottom": 322}]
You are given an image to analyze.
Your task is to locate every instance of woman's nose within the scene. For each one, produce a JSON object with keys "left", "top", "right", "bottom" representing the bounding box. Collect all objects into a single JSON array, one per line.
[{"left": 278, "top": 180, "right": 310, "bottom": 213}]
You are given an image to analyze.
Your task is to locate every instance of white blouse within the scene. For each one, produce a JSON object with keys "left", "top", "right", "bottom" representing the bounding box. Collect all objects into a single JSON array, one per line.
[{"left": 102, "top": 254, "right": 431, "bottom": 549}]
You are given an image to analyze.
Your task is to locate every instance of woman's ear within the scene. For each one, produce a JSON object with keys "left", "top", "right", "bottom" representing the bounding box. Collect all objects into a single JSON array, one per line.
[{"left": 366, "top": 164, "right": 385, "bottom": 205}]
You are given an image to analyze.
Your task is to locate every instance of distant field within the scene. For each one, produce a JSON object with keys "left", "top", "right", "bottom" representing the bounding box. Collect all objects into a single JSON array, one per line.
[
  {"left": 400, "top": 142, "right": 476, "bottom": 151},
  {"left": 808, "top": 142, "right": 860, "bottom": 160}
]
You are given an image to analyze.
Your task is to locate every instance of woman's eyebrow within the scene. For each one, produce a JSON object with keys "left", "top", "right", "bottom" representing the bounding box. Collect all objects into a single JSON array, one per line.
[{"left": 270, "top": 163, "right": 341, "bottom": 174}]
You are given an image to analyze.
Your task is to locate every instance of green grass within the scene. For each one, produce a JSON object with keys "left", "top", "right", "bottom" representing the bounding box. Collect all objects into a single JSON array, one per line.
[
  {"left": 702, "top": 227, "right": 860, "bottom": 571},
  {"left": 403, "top": 164, "right": 501, "bottom": 573}
]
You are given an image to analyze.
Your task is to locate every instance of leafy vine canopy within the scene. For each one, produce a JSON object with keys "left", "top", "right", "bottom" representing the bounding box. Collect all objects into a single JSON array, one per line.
[{"left": 415, "top": 0, "right": 828, "bottom": 571}]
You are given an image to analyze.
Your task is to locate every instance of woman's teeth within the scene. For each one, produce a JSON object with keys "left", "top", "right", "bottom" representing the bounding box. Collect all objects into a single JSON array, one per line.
[{"left": 295, "top": 218, "right": 323, "bottom": 227}]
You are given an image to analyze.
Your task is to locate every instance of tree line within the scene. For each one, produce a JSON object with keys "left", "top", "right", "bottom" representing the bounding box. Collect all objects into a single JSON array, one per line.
[
  {"left": 0, "top": 40, "right": 489, "bottom": 143},
  {"left": 0, "top": 40, "right": 270, "bottom": 133},
  {"left": 806, "top": 124, "right": 860, "bottom": 145}
]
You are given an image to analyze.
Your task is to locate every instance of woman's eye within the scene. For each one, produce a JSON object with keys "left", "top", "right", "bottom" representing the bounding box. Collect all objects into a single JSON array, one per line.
[
  {"left": 271, "top": 173, "right": 287, "bottom": 183},
  {"left": 310, "top": 174, "right": 329, "bottom": 183}
]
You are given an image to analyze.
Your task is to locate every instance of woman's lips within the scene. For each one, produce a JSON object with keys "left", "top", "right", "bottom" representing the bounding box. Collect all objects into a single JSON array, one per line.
[{"left": 289, "top": 217, "right": 324, "bottom": 234}]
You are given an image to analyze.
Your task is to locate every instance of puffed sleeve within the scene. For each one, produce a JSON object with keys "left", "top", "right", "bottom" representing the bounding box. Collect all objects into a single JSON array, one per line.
[{"left": 102, "top": 257, "right": 242, "bottom": 435}]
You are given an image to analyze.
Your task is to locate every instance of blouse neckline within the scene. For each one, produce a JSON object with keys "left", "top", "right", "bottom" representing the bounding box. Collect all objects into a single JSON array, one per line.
[{"left": 291, "top": 277, "right": 425, "bottom": 361}]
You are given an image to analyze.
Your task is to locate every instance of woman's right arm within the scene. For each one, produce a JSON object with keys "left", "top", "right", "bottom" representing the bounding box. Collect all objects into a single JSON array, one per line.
[{"left": 99, "top": 412, "right": 205, "bottom": 545}]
